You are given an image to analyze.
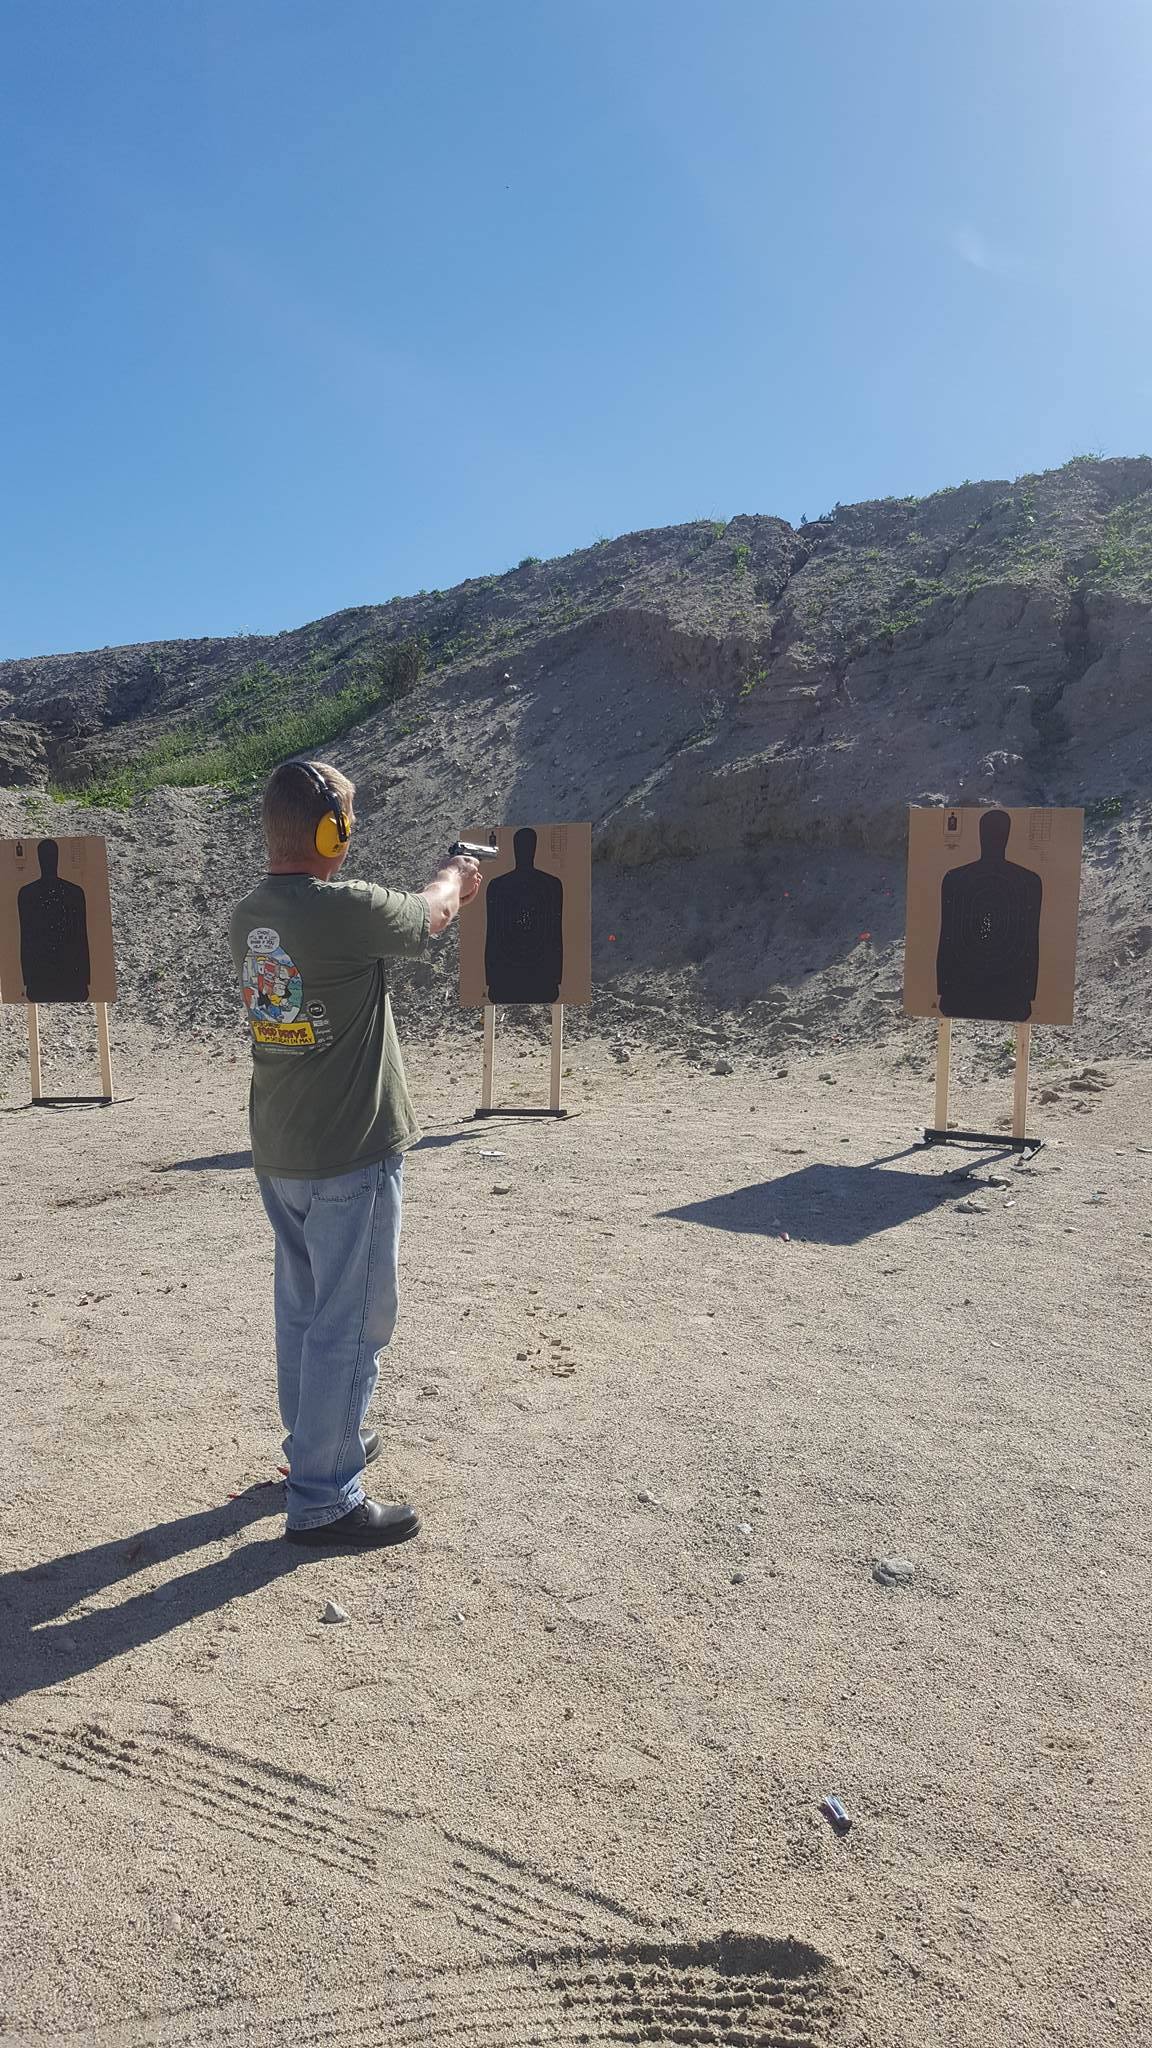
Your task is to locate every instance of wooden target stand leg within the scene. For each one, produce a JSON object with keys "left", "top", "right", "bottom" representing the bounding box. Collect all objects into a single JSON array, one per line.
[
  {"left": 933, "top": 1016, "right": 951, "bottom": 1133},
  {"left": 923, "top": 1017, "right": 1040, "bottom": 1154},
  {"left": 474, "top": 1002, "right": 571, "bottom": 1119},
  {"left": 26, "top": 1002, "right": 42, "bottom": 1101},
  {"left": 480, "top": 1002, "right": 495, "bottom": 1112},
  {"left": 27, "top": 1001, "right": 116, "bottom": 1108},
  {"left": 1011, "top": 1022, "right": 1031, "bottom": 1142},
  {"left": 549, "top": 1001, "right": 564, "bottom": 1112}
]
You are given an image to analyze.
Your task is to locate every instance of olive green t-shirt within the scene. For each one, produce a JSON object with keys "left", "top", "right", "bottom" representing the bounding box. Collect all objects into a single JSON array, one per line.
[{"left": 228, "top": 873, "right": 430, "bottom": 1179}]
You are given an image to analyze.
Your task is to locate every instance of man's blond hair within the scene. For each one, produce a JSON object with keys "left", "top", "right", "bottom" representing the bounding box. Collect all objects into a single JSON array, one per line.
[{"left": 262, "top": 759, "right": 356, "bottom": 864}]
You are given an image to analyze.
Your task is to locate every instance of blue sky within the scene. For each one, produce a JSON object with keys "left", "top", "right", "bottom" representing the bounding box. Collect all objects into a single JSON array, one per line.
[{"left": 2, "top": 0, "right": 1150, "bottom": 657}]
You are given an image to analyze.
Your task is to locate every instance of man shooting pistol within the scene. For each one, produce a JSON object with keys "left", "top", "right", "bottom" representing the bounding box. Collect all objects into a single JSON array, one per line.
[{"left": 228, "top": 758, "right": 482, "bottom": 1549}]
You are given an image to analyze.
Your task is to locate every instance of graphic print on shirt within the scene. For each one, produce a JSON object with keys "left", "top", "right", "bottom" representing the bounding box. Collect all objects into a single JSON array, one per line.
[{"left": 241, "top": 926, "right": 316, "bottom": 1048}]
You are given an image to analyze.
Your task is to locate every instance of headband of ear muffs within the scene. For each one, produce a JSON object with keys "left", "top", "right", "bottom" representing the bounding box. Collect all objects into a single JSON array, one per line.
[{"left": 294, "top": 761, "right": 351, "bottom": 859}]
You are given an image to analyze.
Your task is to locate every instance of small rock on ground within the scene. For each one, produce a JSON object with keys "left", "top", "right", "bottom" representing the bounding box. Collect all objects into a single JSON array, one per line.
[{"left": 872, "top": 1558, "right": 914, "bottom": 1588}]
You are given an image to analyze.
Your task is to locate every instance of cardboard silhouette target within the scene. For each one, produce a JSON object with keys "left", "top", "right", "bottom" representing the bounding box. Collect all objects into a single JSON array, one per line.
[
  {"left": 485, "top": 829, "right": 565, "bottom": 1002},
  {"left": 458, "top": 823, "right": 592, "bottom": 1008},
  {"left": 1, "top": 835, "right": 117, "bottom": 1104},
  {"left": 0, "top": 836, "right": 117, "bottom": 1004},
  {"left": 904, "top": 806, "right": 1082, "bottom": 1027},
  {"left": 458, "top": 822, "right": 591, "bottom": 1117}
]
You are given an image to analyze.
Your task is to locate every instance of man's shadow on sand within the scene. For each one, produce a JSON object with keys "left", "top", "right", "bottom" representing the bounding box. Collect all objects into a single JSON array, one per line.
[
  {"left": 0, "top": 1486, "right": 300, "bottom": 1706},
  {"left": 162, "top": 1151, "right": 253, "bottom": 1172},
  {"left": 660, "top": 1150, "right": 1008, "bottom": 1246}
]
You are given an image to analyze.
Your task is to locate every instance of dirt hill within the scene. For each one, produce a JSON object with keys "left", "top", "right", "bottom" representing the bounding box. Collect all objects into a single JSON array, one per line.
[{"left": 3, "top": 454, "right": 1152, "bottom": 1091}]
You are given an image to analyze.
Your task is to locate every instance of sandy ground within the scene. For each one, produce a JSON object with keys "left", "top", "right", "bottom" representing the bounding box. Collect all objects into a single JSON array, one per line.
[{"left": 1, "top": 1029, "right": 1150, "bottom": 2047}]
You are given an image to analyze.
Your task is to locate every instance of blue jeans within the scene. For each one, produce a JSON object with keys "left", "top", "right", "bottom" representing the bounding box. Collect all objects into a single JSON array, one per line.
[{"left": 257, "top": 1155, "right": 404, "bottom": 1530}]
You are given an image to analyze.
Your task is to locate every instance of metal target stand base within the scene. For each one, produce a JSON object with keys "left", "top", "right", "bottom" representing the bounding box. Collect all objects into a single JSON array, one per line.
[
  {"left": 32, "top": 1095, "right": 115, "bottom": 1109},
  {"left": 922, "top": 1127, "right": 1043, "bottom": 1156},
  {"left": 473, "top": 1107, "right": 571, "bottom": 1120}
]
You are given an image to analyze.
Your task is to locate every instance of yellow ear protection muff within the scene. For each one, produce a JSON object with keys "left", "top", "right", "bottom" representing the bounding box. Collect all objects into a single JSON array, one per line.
[{"left": 295, "top": 760, "right": 351, "bottom": 859}]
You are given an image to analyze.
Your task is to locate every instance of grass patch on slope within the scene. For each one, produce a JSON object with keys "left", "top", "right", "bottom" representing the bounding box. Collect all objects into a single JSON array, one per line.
[
  {"left": 1094, "top": 494, "right": 1152, "bottom": 591},
  {"left": 57, "top": 643, "right": 424, "bottom": 808}
]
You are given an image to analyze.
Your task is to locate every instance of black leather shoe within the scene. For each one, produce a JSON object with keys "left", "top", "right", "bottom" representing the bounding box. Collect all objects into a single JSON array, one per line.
[{"left": 285, "top": 1499, "right": 421, "bottom": 1548}]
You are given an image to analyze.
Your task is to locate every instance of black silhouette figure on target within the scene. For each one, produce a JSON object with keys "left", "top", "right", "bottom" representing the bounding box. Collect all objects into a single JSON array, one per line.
[
  {"left": 936, "top": 809, "right": 1042, "bottom": 1022},
  {"left": 18, "top": 839, "right": 91, "bottom": 1002},
  {"left": 484, "top": 828, "right": 564, "bottom": 1003}
]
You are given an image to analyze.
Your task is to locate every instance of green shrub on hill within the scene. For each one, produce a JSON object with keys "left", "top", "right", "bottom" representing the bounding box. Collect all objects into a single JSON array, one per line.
[
  {"left": 1095, "top": 497, "right": 1152, "bottom": 591},
  {"left": 59, "top": 640, "right": 425, "bottom": 807}
]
